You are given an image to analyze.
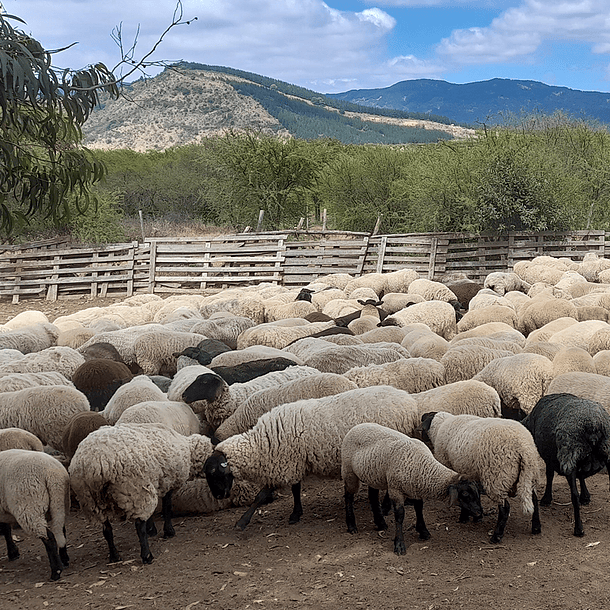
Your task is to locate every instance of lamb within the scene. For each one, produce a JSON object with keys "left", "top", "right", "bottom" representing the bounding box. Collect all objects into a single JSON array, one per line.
[
  {"left": 71, "top": 358, "right": 134, "bottom": 411},
  {"left": 0, "top": 449, "right": 70, "bottom": 580},
  {"left": 169, "top": 364, "right": 320, "bottom": 429},
  {"left": 341, "top": 423, "right": 482, "bottom": 555},
  {"left": 204, "top": 385, "right": 421, "bottom": 529},
  {"left": 212, "top": 373, "right": 358, "bottom": 442},
  {"left": 521, "top": 393, "right": 610, "bottom": 537},
  {"left": 61, "top": 411, "right": 109, "bottom": 462},
  {"left": 101, "top": 375, "right": 168, "bottom": 425},
  {"left": 68, "top": 422, "right": 214, "bottom": 564},
  {"left": 0, "top": 427, "right": 44, "bottom": 452},
  {"left": 0, "top": 322, "right": 59, "bottom": 354},
  {"left": 0, "top": 385, "right": 90, "bottom": 451},
  {"left": 420, "top": 411, "right": 543, "bottom": 543},
  {"left": 344, "top": 358, "right": 445, "bottom": 394},
  {"left": 472, "top": 353, "right": 554, "bottom": 418},
  {"left": 116, "top": 400, "right": 201, "bottom": 436}
]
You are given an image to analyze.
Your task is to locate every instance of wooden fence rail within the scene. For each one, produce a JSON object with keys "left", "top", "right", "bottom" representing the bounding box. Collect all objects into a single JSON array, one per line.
[{"left": 1, "top": 230, "right": 609, "bottom": 302}]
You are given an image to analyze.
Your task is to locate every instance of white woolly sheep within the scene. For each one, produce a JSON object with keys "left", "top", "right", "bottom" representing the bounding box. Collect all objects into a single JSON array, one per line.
[
  {"left": 450, "top": 322, "right": 525, "bottom": 344},
  {"left": 380, "top": 293, "right": 424, "bottom": 314},
  {"left": 0, "top": 371, "right": 73, "bottom": 392},
  {"left": 512, "top": 262, "right": 566, "bottom": 287},
  {"left": 303, "top": 344, "right": 408, "bottom": 375},
  {"left": 525, "top": 317, "right": 578, "bottom": 344},
  {"left": 551, "top": 346, "right": 596, "bottom": 378},
  {"left": 421, "top": 411, "right": 543, "bottom": 543},
  {"left": 381, "top": 300, "right": 457, "bottom": 340},
  {"left": 344, "top": 357, "right": 445, "bottom": 393},
  {"left": 548, "top": 320, "right": 609, "bottom": 351},
  {"left": 411, "top": 379, "right": 501, "bottom": 419},
  {"left": 467, "top": 289, "right": 515, "bottom": 312},
  {"left": 593, "top": 350, "right": 610, "bottom": 376},
  {"left": 359, "top": 325, "right": 409, "bottom": 344},
  {"left": 382, "top": 269, "right": 419, "bottom": 294},
  {"left": 237, "top": 321, "right": 336, "bottom": 350},
  {"left": 169, "top": 364, "right": 321, "bottom": 429},
  {"left": 457, "top": 305, "right": 518, "bottom": 333},
  {"left": 407, "top": 278, "right": 458, "bottom": 303},
  {"left": 441, "top": 345, "right": 515, "bottom": 385},
  {"left": 0, "top": 427, "right": 44, "bottom": 452},
  {"left": 0, "top": 449, "right": 70, "bottom": 580},
  {"left": 199, "top": 294, "right": 266, "bottom": 325},
  {"left": 0, "top": 322, "right": 59, "bottom": 354},
  {"left": 204, "top": 385, "right": 421, "bottom": 529},
  {"left": 213, "top": 373, "right": 359, "bottom": 442},
  {"left": 69, "top": 423, "right": 213, "bottom": 564},
  {"left": 0, "top": 346, "right": 85, "bottom": 379},
  {"left": 484, "top": 271, "right": 531, "bottom": 295},
  {"left": 407, "top": 333, "right": 449, "bottom": 361},
  {"left": 343, "top": 273, "right": 387, "bottom": 298},
  {"left": 341, "top": 423, "right": 482, "bottom": 554},
  {"left": 189, "top": 316, "right": 256, "bottom": 350},
  {"left": 56, "top": 327, "right": 96, "bottom": 349},
  {"left": 0, "top": 385, "right": 90, "bottom": 451},
  {"left": 1, "top": 310, "right": 49, "bottom": 331},
  {"left": 518, "top": 298, "right": 578, "bottom": 336},
  {"left": 472, "top": 352, "right": 554, "bottom": 417},
  {"left": 101, "top": 375, "right": 169, "bottom": 424},
  {"left": 116, "top": 400, "right": 201, "bottom": 436},
  {"left": 546, "top": 372, "right": 610, "bottom": 411}
]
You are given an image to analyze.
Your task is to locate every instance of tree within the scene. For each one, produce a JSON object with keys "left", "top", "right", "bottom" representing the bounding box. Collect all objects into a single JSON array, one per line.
[{"left": 0, "top": 3, "right": 195, "bottom": 234}]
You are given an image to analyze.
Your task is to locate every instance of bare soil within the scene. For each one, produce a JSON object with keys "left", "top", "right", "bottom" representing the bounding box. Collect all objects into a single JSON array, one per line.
[{"left": 2, "top": 298, "right": 610, "bottom": 610}]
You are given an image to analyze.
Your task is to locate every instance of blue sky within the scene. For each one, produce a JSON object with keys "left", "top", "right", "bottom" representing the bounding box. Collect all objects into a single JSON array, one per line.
[{"left": 4, "top": 1, "right": 610, "bottom": 93}]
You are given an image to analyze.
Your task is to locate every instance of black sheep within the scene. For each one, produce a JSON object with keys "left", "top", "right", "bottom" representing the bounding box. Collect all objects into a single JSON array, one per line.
[
  {"left": 71, "top": 359, "right": 134, "bottom": 411},
  {"left": 521, "top": 393, "right": 610, "bottom": 537},
  {"left": 210, "top": 357, "right": 297, "bottom": 385}
]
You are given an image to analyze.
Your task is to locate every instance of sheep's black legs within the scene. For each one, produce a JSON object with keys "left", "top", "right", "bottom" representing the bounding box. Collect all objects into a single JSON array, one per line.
[
  {"left": 289, "top": 482, "right": 303, "bottom": 524},
  {"left": 102, "top": 518, "right": 121, "bottom": 563},
  {"left": 135, "top": 518, "right": 153, "bottom": 564},
  {"left": 531, "top": 490, "right": 542, "bottom": 535},
  {"left": 344, "top": 490, "right": 358, "bottom": 534},
  {"left": 236, "top": 486, "right": 275, "bottom": 530},
  {"left": 567, "top": 472, "right": 584, "bottom": 537},
  {"left": 392, "top": 502, "right": 406, "bottom": 555},
  {"left": 490, "top": 499, "right": 510, "bottom": 543},
  {"left": 0, "top": 522, "right": 19, "bottom": 561},
  {"left": 41, "top": 528, "right": 64, "bottom": 581},
  {"left": 145, "top": 516, "right": 157, "bottom": 537},
  {"left": 578, "top": 477, "right": 591, "bottom": 505},
  {"left": 381, "top": 491, "right": 392, "bottom": 516},
  {"left": 368, "top": 487, "right": 388, "bottom": 531},
  {"left": 541, "top": 464, "right": 555, "bottom": 506},
  {"left": 412, "top": 499, "right": 430, "bottom": 541},
  {"left": 161, "top": 491, "right": 175, "bottom": 538}
]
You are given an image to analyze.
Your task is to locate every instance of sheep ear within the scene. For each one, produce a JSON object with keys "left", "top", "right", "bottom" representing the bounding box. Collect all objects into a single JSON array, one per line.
[{"left": 420, "top": 412, "right": 437, "bottom": 434}]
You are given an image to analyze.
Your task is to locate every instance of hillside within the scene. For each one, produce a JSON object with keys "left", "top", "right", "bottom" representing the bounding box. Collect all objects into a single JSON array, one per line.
[
  {"left": 82, "top": 66, "right": 473, "bottom": 151},
  {"left": 328, "top": 78, "right": 610, "bottom": 126}
]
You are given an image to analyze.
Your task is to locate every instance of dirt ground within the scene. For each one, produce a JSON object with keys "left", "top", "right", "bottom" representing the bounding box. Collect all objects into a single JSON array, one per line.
[{"left": 2, "top": 297, "right": 610, "bottom": 610}]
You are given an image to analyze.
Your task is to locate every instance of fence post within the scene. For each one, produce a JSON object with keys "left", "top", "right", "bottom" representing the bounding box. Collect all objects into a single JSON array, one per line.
[{"left": 256, "top": 210, "right": 265, "bottom": 232}]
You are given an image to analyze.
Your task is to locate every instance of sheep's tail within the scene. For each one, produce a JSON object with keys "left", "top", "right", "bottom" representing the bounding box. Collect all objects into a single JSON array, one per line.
[
  {"left": 515, "top": 447, "right": 543, "bottom": 516},
  {"left": 46, "top": 474, "right": 70, "bottom": 548}
]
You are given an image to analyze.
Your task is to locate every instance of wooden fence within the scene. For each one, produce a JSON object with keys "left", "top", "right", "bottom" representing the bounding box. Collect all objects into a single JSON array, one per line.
[{"left": 0, "top": 230, "right": 608, "bottom": 301}]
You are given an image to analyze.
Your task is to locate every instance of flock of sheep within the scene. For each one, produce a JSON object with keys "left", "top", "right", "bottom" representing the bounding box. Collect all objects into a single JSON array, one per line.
[{"left": 2, "top": 253, "right": 610, "bottom": 581}]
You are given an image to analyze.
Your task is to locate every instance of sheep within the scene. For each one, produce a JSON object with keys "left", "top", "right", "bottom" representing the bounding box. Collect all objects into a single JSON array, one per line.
[
  {"left": 380, "top": 293, "right": 424, "bottom": 314},
  {"left": 0, "top": 348, "right": 24, "bottom": 365},
  {"left": 484, "top": 271, "right": 531, "bottom": 295},
  {"left": 525, "top": 317, "right": 578, "bottom": 344},
  {"left": 407, "top": 333, "right": 449, "bottom": 361},
  {"left": 263, "top": 300, "right": 317, "bottom": 322},
  {"left": 0, "top": 428, "right": 44, "bottom": 452},
  {"left": 420, "top": 411, "right": 543, "bottom": 543},
  {"left": 518, "top": 299, "right": 578, "bottom": 336},
  {"left": 78, "top": 341, "right": 129, "bottom": 366},
  {"left": 101, "top": 375, "right": 168, "bottom": 425},
  {"left": 593, "top": 350, "right": 610, "bottom": 376},
  {"left": 173, "top": 338, "right": 232, "bottom": 367},
  {"left": 302, "top": 344, "right": 408, "bottom": 375},
  {"left": 521, "top": 393, "right": 610, "bottom": 537},
  {"left": 56, "top": 327, "right": 96, "bottom": 349},
  {"left": 359, "top": 326, "right": 409, "bottom": 344},
  {"left": 71, "top": 358, "right": 134, "bottom": 412},
  {"left": 512, "top": 262, "right": 566, "bottom": 287},
  {"left": 1, "top": 309, "right": 49, "bottom": 331},
  {"left": 204, "top": 386, "right": 421, "bottom": 529},
  {"left": 213, "top": 373, "right": 359, "bottom": 443},
  {"left": 199, "top": 295, "right": 266, "bottom": 325},
  {"left": 445, "top": 279, "right": 483, "bottom": 309},
  {"left": 546, "top": 372, "right": 610, "bottom": 411},
  {"left": 132, "top": 329, "right": 209, "bottom": 376},
  {"left": 210, "top": 357, "right": 298, "bottom": 385},
  {"left": 411, "top": 380, "right": 502, "bottom": 419},
  {"left": 0, "top": 371, "right": 73, "bottom": 392},
  {"left": 0, "top": 385, "right": 90, "bottom": 451},
  {"left": 574, "top": 306, "right": 610, "bottom": 323},
  {"left": 210, "top": 345, "right": 304, "bottom": 368},
  {"left": 169, "top": 364, "right": 320, "bottom": 429},
  {"left": 341, "top": 423, "right": 482, "bottom": 555},
  {"left": 283, "top": 336, "right": 351, "bottom": 361},
  {"left": 472, "top": 353, "right": 554, "bottom": 418},
  {"left": 0, "top": 346, "right": 85, "bottom": 379},
  {"left": 0, "top": 322, "right": 59, "bottom": 354},
  {"left": 551, "top": 346, "right": 596, "bottom": 378},
  {"left": 343, "top": 273, "right": 388, "bottom": 298},
  {"left": 344, "top": 358, "right": 445, "bottom": 393},
  {"left": 237, "top": 321, "right": 336, "bottom": 350},
  {"left": 69, "top": 423, "right": 214, "bottom": 564},
  {"left": 457, "top": 305, "right": 519, "bottom": 333},
  {"left": 116, "top": 400, "right": 201, "bottom": 436},
  {"left": 522, "top": 341, "right": 563, "bottom": 361},
  {"left": 381, "top": 268, "right": 419, "bottom": 294},
  {"left": 548, "top": 320, "right": 610, "bottom": 351},
  {"left": 61, "top": 411, "right": 109, "bottom": 462},
  {"left": 189, "top": 317, "right": 256, "bottom": 350},
  {"left": 381, "top": 300, "right": 457, "bottom": 340},
  {"left": 446, "top": 335, "right": 522, "bottom": 354},
  {"left": 0, "top": 449, "right": 70, "bottom": 582},
  {"left": 407, "top": 278, "right": 458, "bottom": 303},
  {"left": 441, "top": 345, "right": 515, "bottom": 385},
  {"left": 450, "top": 322, "right": 525, "bottom": 343}
]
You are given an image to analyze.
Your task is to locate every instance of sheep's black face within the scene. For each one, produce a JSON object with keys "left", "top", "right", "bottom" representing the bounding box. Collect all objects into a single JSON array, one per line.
[
  {"left": 204, "top": 451, "right": 234, "bottom": 500},
  {"left": 450, "top": 480, "right": 483, "bottom": 519},
  {"left": 182, "top": 373, "right": 226, "bottom": 404},
  {"left": 295, "top": 289, "right": 313, "bottom": 302}
]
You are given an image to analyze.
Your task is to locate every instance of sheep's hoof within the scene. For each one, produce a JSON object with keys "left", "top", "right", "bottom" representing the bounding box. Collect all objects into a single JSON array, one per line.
[
  {"left": 7, "top": 549, "right": 19, "bottom": 561},
  {"left": 580, "top": 495, "right": 591, "bottom": 506},
  {"left": 532, "top": 526, "right": 542, "bottom": 535},
  {"left": 489, "top": 534, "right": 503, "bottom": 544},
  {"left": 347, "top": 525, "right": 358, "bottom": 535},
  {"left": 50, "top": 569, "right": 62, "bottom": 581},
  {"left": 108, "top": 552, "right": 121, "bottom": 564},
  {"left": 574, "top": 528, "right": 585, "bottom": 537},
  {"left": 162, "top": 526, "right": 176, "bottom": 539},
  {"left": 418, "top": 530, "right": 431, "bottom": 541},
  {"left": 60, "top": 548, "right": 70, "bottom": 567},
  {"left": 288, "top": 512, "right": 302, "bottom": 525},
  {"left": 393, "top": 540, "right": 406, "bottom": 555},
  {"left": 142, "top": 552, "right": 154, "bottom": 564},
  {"left": 540, "top": 495, "right": 552, "bottom": 507}
]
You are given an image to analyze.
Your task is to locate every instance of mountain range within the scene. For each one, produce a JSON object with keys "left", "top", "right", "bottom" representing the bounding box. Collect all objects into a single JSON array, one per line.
[
  {"left": 328, "top": 78, "right": 610, "bottom": 126},
  {"left": 82, "top": 64, "right": 609, "bottom": 152}
]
